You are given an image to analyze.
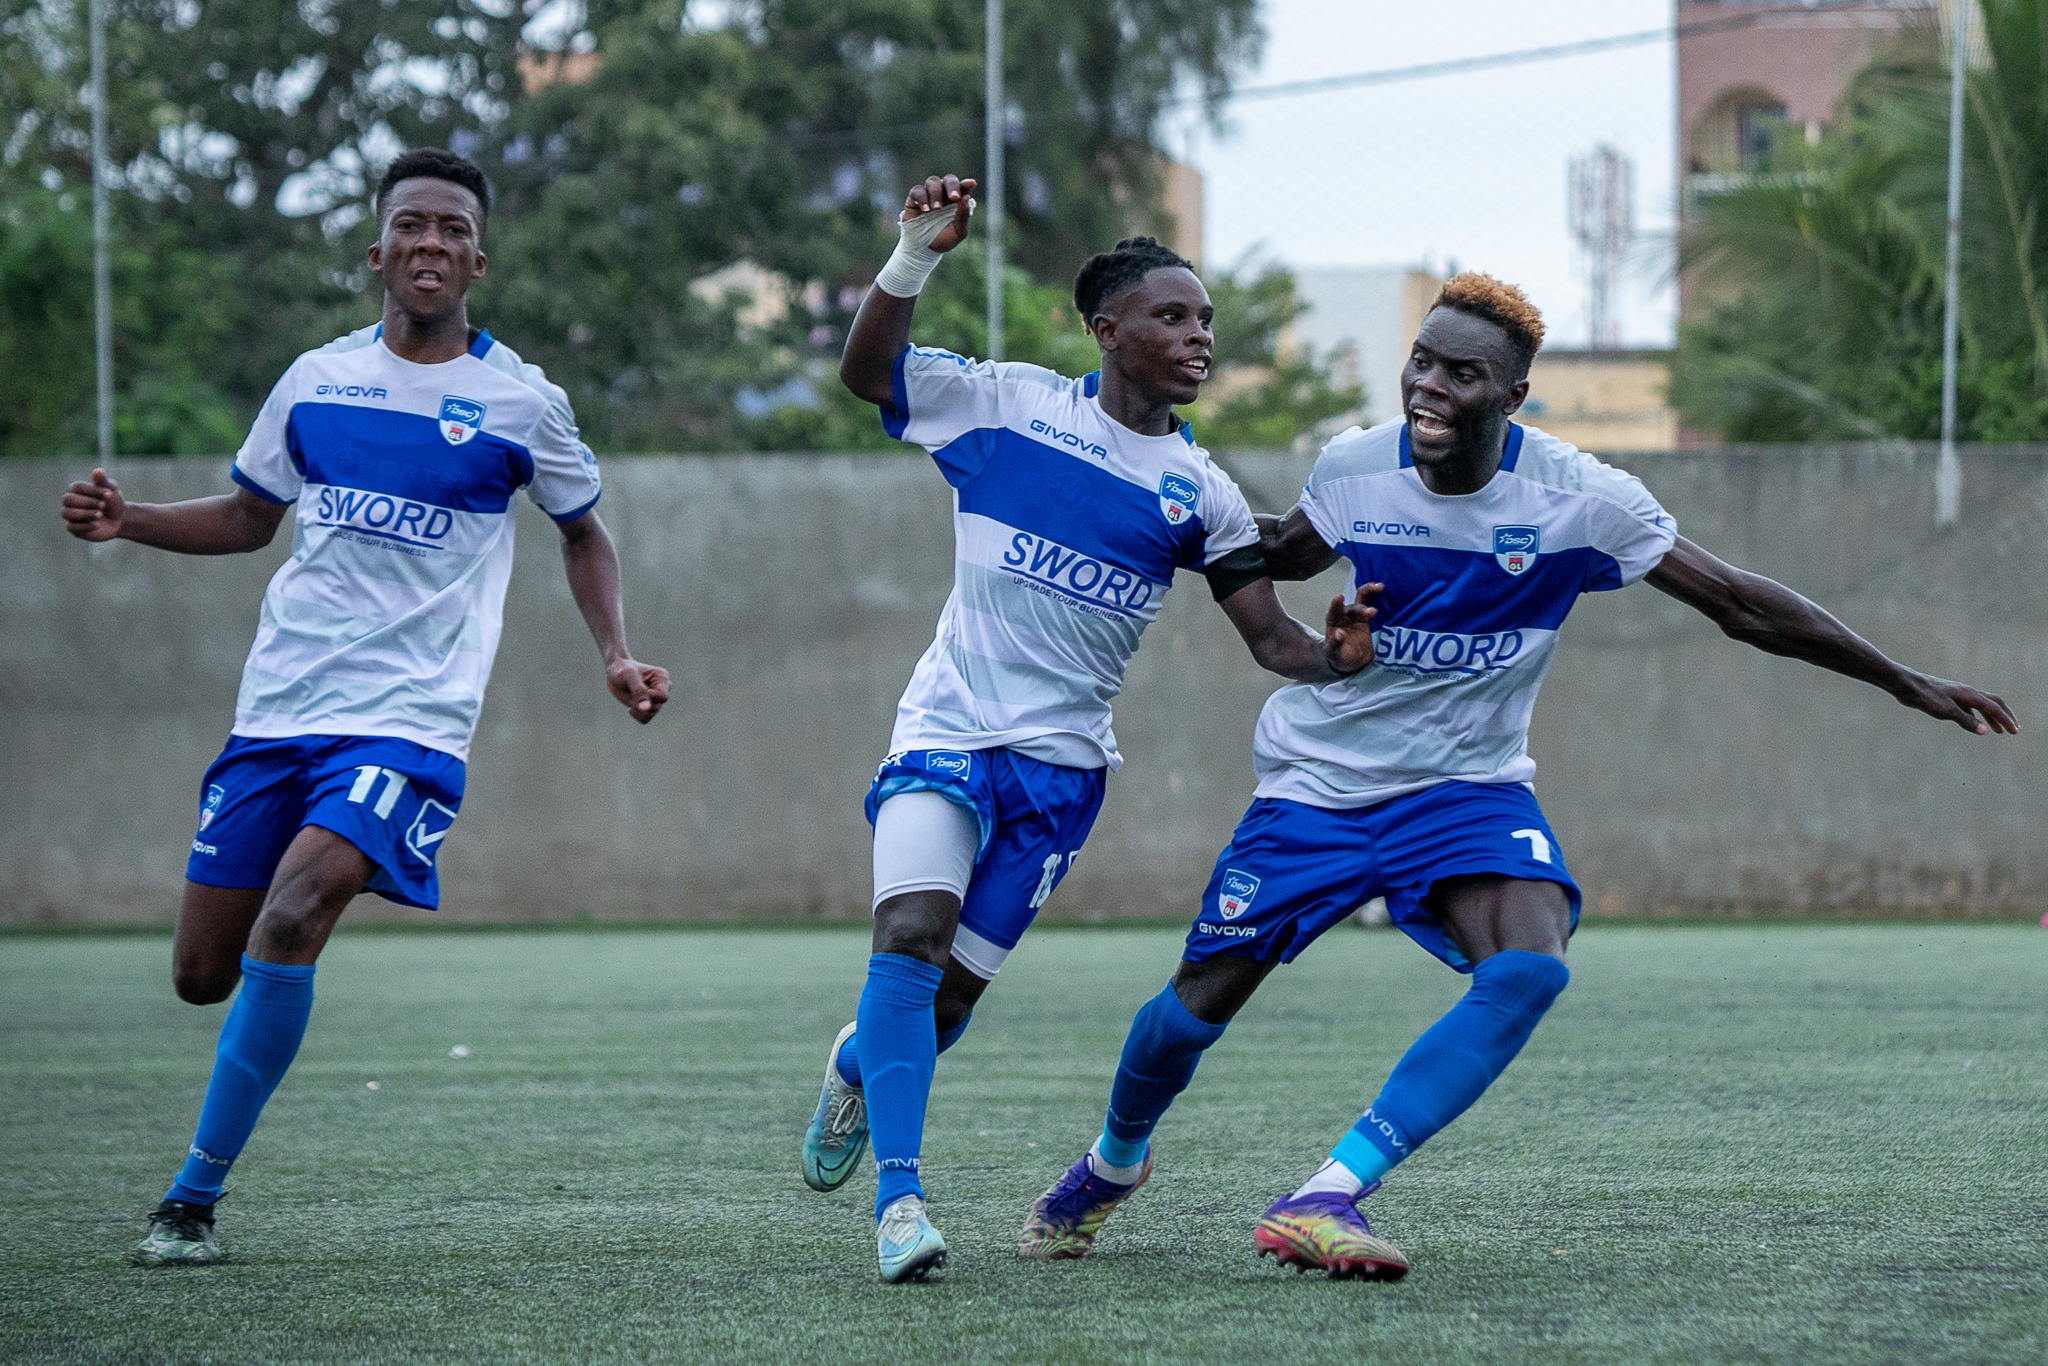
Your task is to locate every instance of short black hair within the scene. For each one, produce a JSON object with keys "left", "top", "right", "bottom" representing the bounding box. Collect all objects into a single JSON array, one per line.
[
  {"left": 1073, "top": 236, "right": 1195, "bottom": 322},
  {"left": 375, "top": 149, "right": 491, "bottom": 227}
]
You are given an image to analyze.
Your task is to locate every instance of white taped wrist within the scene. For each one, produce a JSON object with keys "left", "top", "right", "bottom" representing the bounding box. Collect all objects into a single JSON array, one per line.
[{"left": 873, "top": 200, "right": 972, "bottom": 298}]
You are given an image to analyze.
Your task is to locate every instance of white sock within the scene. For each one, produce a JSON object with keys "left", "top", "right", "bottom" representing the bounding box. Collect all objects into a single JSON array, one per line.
[
  {"left": 1086, "top": 1138, "right": 1148, "bottom": 1186},
  {"left": 1291, "top": 1157, "right": 1366, "bottom": 1201}
]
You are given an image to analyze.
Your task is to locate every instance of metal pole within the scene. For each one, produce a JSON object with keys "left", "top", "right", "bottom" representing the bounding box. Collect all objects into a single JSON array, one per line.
[
  {"left": 1935, "top": 0, "right": 1967, "bottom": 528},
  {"left": 90, "top": 0, "right": 114, "bottom": 462},
  {"left": 984, "top": 0, "right": 1004, "bottom": 362}
]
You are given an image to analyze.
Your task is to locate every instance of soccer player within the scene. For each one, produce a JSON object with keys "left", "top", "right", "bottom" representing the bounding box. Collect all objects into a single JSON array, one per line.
[
  {"left": 802, "top": 173, "right": 1380, "bottom": 1282},
  {"left": 60, "top": 149, "right": 671, "bottom": 1267},
  {"left": 1017, "top": 273, "right": 2019, "bottom": 1279}
]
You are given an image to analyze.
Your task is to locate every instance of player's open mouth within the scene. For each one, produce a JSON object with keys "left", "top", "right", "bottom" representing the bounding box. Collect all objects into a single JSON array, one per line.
[
  {"left": 1178, "top": 356, "right": 1211, "bottom": 382},
  {"left": 1409, "top": 407, "right": 1453, "bottom": 439},
  {"left": 411, "top": 269, "right": 445, "bottom": 291}
]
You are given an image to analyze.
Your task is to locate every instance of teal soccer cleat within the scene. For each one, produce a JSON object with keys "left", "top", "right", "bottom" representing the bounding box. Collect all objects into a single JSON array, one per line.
[
  {"left": 802, "top": 1021, "right": 869, "bottom": 1192},
  {"left": 131, "top": 1198, "right": 225, "bottom": 1267},
  {"left": 877, "top": 1194, "right": 948, "bottom": 1282}
]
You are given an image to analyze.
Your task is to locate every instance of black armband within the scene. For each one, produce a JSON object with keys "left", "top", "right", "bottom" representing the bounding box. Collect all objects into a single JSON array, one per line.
[{"left": 1203, "top": 545, "right": 1271, "bottom": 602}]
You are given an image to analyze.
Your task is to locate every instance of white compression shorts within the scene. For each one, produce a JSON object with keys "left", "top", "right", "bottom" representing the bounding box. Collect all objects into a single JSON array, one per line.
[{"left": 870, "top": 789, "right": 1009, "bottom": 979}]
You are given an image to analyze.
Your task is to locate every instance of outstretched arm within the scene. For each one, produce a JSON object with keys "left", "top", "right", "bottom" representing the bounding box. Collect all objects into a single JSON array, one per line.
[
  {"left": 839, "top": 174, "right": 977, "bottom": 408},
  {"left": 1254, "top": 506, "right": 1344, "bottom": 581},
  {"left": 557, "top": 511, "right": 670, "bottom": 725},
  {"left": 1218, "top": 580, "right": 1382, "bottom": 685},
  {"left": 60, "top": 468, "right": 286, "bottom": 554},
  {"left": 1645, "top": 536, "right": 2018, "bottom": 735}
]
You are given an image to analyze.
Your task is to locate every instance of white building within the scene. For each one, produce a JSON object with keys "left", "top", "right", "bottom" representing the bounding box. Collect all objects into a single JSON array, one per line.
[{"left": 1287, "top": 265, "right": 1443, "bottom": 426}]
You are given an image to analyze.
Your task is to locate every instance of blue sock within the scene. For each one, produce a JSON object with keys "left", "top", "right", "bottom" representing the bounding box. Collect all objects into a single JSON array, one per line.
[
  {"left": 835, "top": 1011, "right": 971, "bottom": 1089},
  {"left": 1096, "top": 983, "right": 1228, "bottom": 1169},
  {"left": 1330, "top": 950, "right": 1570, "bottom": 1185},
  {"left": 165, "top": 956, "right": 316, "bottom": 1205},
  {"left": 856, "top": 953, "right": 945, "bottom": 1219}
]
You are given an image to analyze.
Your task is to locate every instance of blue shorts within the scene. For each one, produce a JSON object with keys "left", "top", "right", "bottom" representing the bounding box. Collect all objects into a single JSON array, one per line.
[
  {"left": 865, "top": 747, "right": 1107, "bottom": 973},
  {"left": 185, "top": 734, "right": 467, "bottom": 910},
  {"left": 1183, "top": 781, "right": 1580, "bottom": 972}
]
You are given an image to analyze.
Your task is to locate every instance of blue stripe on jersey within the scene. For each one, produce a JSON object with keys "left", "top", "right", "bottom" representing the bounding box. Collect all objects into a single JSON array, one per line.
[
  {"left": 1500, "top": 424, "right": 1525, "bottom": 471},
  {"left": 468, "top": 329, "right": 494, "bottom": 359},
  {"left": 286, "top": 404, "right": 528, "bottom": 513},
  {"left": 880, "top": 345, "right": 913, "bottom": 440},
  {"left": 1398, "top": 422, "right": 1524, "bottom": 471},
  {"left": 1335, "top": 541, "right": 1615, "bottom": 634},
  {"left": 547, "top": 487, "right": 602, "bottom": 525},
  {"left": 231, "top": 464, "right": 291, "bottom": 504},
  {"left": 931, "top": 427, "right": 998, "bottom": 488},
  {"left": 953, "top": 428, "right": 1205, "bottom": 581}
]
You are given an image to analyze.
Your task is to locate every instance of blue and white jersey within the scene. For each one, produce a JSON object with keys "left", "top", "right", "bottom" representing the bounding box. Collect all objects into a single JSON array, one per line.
[
  {"left": 227, "top": 325, "right": 603, "bottom": 761},
  {"left": 1253, "top": 420, "right": 1676, "bottom": 808},
  {"left": 883, "top": 346, "right": 1259, "bottom": 770}
]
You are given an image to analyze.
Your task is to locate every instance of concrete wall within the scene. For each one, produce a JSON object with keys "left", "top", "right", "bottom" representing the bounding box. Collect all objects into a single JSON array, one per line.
[{"left": 2, "top": 445, "right": 2040, "bottom": 926}]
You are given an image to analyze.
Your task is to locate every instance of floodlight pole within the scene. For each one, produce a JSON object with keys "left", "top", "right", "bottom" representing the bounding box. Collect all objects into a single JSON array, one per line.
[
  {"left": 984, "top": 0, "right": 1004, "bottom": 362},
  {"left": 90, "top": 0, "right": 113, "bottom": 462},
  {"left": 1935, "top": 0, "right": 1967, "bottom": 528}
]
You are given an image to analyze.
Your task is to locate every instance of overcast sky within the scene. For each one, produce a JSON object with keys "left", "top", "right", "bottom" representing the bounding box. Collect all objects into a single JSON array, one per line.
[{"left": 1173, "top": 0, "right": 1678, "bottom": 349}]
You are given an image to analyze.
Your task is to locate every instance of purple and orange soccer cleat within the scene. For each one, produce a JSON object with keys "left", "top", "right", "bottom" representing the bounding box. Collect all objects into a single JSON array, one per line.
[
  {"left": 1017, "top": 1151, "right": 1153, "bottom": 1260},
  {"left": 1253, "top": 1189, "right": 1410, "bottom": 1280}
]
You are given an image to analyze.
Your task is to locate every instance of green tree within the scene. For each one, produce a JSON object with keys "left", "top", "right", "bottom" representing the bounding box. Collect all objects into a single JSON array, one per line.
[
  {"left": 3, "top": 0, "right": 534, "bottom": 454},
  {"left": 477, "top": 0, "right": 1265, "bottom": 448},
  {"left": 1674, "top": 1, "right": 2048, "bottom": 442},
  {"left": 3, "top": 0, "right": 1290, "bottom": 454},
  {"left": 1182, "top": 252, "right": 1363, "bottom": 449}
]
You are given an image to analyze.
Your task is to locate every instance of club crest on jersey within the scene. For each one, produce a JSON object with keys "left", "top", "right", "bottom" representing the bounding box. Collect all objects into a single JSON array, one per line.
[
  {"left": 1159, "top": 473, "right": 1200, "bottom": 526},
  {"left": 406, "top": 799, "right": 458, "bottom": 864},
  {"left": 1217, "top": 868, "right": 1260, "bottom": 920},
  {"left": 198, "top": 784, "right": 226, "bottom": 832},
  {"left": 438, "top": 395, "right": 486, "bottom": 446},
  {"left": 1493, "top": 524, "right": 1540, "bottom": 575}
]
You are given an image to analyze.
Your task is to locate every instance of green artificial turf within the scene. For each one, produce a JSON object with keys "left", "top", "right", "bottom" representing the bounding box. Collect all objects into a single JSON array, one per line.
[{"left": 2, "top": 924, "right": 2044, "bottom": 1364}]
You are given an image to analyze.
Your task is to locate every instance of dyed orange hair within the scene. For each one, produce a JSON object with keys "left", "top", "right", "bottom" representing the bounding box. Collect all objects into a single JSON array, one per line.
[{"left": 1431, "top": 272, "right": 1545, "bottom": 369}]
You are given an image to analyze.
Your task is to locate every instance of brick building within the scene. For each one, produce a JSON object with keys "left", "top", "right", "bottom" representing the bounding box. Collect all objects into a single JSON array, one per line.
[{"left": 1678, "top": 1, "right": 1933, "bottom": 213}]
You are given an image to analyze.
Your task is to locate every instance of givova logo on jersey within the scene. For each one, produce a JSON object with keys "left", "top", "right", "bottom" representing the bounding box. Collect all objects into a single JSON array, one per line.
[
  {"left": 1217, "top": 868, "right": 1260, "bottom": 920},
  {"left": 1494, "top": 524, "right": 1539, "bottom": 575},
  {"left": 1159, "top": 473, "right": 1200, "bottom": 526},
  {"left": 439, "top": 395, "right": 486, "bottom": 445}
]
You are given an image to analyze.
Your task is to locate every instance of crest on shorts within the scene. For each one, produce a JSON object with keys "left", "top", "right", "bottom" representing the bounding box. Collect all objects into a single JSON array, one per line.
[
  {"left": 1159, "top": 473, "right": 1200, "bottom": 526},
  {"left": 925, "top": 751, "right": 972, "bottom": 779},
  {"left": 438, "top": 395, "right": 486, "bottom": 446},
  {"left": 406, "top": 799, "right": 458, "bottom": 864},
  {"left": 1493, "top": 524, "right": 1539, "bottom": 576},
  {"left": 198, "top": 784, "right": 226, "bottom": 833},
  {"left": 1217, "top": 868, "right": 1261, "bottom": 920}
]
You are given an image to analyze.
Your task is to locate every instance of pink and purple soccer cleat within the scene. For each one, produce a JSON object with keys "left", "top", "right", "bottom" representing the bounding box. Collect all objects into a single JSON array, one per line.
[
  {"left": 1017, "top": 1151, "right": 1153, "bottom": 1259},
  {"left": 1253, "top": 1189, "right": 1410, "bottom": 1280}
]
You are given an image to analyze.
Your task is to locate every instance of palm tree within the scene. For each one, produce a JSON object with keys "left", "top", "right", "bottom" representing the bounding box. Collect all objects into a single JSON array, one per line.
[{"left": 1673, "top": 0, "right": 2048, "bottom": 442}]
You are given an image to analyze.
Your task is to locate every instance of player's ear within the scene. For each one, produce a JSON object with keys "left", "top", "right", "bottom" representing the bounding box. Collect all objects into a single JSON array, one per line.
[
  {"left": 472, "top": 248, "right": 486, "bottom": 278},
  {"left": 367, "top": 240, "right": 383, "bottom": 271},
  {"left": 1502, "top": 376, "right": 1529, "bottom": 416},
  {"left": 1090, "top": 312, "right": 1117, "bottom": 353}
]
